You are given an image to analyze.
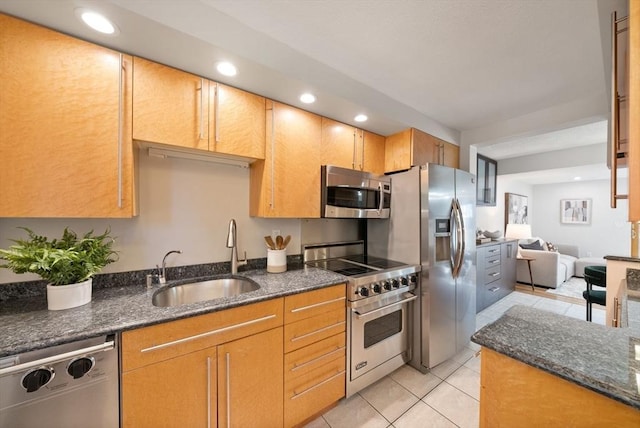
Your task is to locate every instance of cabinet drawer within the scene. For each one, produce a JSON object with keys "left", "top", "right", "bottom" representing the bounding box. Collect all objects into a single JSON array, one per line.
[
  {"left": 284, "top": 308, "right": 346, "bottom": 353},
  {"left": 285, "top": 332, "right": 345, "bottom": 380},
  {"left": 284, "top": 284, "right": 346, "bottom": 324},
  {"left": 122, "top": 298, "right": 283, "bottom": 371},
  {"left": 284, "top": 356, "right": 346, "bottom": 427},
  {"left": 484, "top": 265, "right": 501, "bottom": 284},
  {"left": 484, "top": 281, "right": 509, "bottom": 307},
  {"left": 485, "top": 246, "right": 501, "bottom": 257},
  {"left": 485, "top": 255, "right": 501, "bottom": 267}
]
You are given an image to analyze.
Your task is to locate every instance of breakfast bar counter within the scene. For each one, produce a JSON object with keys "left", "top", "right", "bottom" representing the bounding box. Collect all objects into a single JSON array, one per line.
[{"left": 471, "top": 305, "right": 640, "bottom": 426}]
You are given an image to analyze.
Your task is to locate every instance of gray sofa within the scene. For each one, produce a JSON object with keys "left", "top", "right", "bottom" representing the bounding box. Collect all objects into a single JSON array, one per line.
[{"left": 517, "top": 242, "right": 579, "bottom": 289}]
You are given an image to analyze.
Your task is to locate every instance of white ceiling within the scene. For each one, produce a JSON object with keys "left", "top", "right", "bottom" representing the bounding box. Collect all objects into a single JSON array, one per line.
[{"left": 0, "top": 0, "right": 623, "bottom": 182}]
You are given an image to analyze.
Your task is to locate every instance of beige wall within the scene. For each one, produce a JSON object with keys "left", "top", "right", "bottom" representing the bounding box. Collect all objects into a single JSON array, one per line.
[{"left": 0, "top": 149, "right": 302, "bottom": 284}]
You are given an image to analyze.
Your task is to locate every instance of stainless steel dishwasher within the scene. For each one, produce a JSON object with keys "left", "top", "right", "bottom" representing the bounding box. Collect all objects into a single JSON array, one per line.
[{"left": 0, "top": 335, "right": 118, "bottom": 428}]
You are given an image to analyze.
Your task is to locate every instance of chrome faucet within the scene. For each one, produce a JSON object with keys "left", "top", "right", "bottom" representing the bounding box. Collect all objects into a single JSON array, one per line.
[
  {"left": 157, "top": 250, "right": 182, "bottom": 284},
  {"left": 226, "top": 219, "right": 247, "bottom": 274}
]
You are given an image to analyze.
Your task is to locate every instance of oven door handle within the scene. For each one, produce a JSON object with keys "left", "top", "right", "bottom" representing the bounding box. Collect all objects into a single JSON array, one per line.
[{"left": 352, "top": 293, "right": 417, "bottom": 319}]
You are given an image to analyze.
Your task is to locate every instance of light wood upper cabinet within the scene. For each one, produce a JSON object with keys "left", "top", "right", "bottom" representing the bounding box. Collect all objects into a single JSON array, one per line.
[
  {"left": 361, "top": 130, "right": 386, "bottom": 175},
  {"left": 211, "top": 83, "right": 266, "bottom": 159},
  {"left": 629, "top": 1, "right": 639, "bottom": 221},
  {"left": 0, "top": 14, "right": 136, "bottom": 218},
  {"left": 385, "top": 127, "right": 459, "bottom": 173},
  {"left": 321, "top": 118, "right": 358, "bottom": 169},
  {"left": 133, "top": 57, "right": 209, "bottom": 150},
  {"left": 250, "top": 101, "right": 322, "bottom": 218},
  {"left": 133, "top": 58, "right": 266, "bottom": 159},
  {"left": 321, "top": 118, "right": 386, "bottom": 175}
]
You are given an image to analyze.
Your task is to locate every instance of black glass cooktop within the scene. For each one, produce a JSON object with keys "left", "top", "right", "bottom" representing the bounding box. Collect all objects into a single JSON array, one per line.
[{"left": 307, "top": 255, "right": 407, "bottom": 277}]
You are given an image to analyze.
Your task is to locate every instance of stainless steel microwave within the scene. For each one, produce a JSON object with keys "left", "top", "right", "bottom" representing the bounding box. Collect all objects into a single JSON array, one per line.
[{"left": 321, "top": 165, "right": 391, "bottom": 219}]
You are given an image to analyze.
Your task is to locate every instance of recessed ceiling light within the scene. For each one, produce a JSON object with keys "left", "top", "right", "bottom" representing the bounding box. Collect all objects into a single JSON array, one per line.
[
  {"left": 354, "top": 114, "right": 368, "bottom": 122},
  {"left": 574, "top": 176, "right": 582, "bottom": 181},
  {"left": 75, "top": 9, "right": 118, "bottom": 35},
  {"left": 216, "top": 61, "right": 237, "bottom": 76},
  {"left": 300, "top": 93, "right": 316, "bottom": 104}
]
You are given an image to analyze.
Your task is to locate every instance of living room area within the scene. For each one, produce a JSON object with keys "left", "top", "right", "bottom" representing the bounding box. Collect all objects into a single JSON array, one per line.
[{"left": 475, "top": 132, "right": 630, "bottom": 315}]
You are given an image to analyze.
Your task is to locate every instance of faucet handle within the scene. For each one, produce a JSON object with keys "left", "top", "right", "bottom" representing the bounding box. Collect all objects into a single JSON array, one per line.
[{"left": 240, "top": 251, "right": 248, "bottom": 264}]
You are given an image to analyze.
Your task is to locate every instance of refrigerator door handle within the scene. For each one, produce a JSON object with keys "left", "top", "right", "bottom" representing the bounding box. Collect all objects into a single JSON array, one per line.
[
  {"left": 452, "top": 198, "right": 465, "bottom": 278},
  {"left": 449, "top": 200, "right": 458, "bottom": 276}
]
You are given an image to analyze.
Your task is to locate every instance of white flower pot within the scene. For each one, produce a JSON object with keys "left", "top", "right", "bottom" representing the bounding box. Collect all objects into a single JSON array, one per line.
[{"left": 46, "top": 278, "right": 92, "bottom": 310}]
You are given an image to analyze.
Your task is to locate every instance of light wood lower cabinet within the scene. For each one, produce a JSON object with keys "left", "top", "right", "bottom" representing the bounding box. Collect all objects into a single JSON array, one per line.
[
  {"left": 250, "top": 101, "right": 322, "bottom": 218},
  {"left": 121, "top": 299, "right": 283, "bottom": 428},
  {"left": 480, "top": 347, "right": 640, "bottom": 427},
  {"left": 218, "top": 327, "right": 283, "bottom": 428},
  {"left": 122, "top": 347, "right": 216, "bottom": 427},
  {"left": 283, "top": 284, "right": 347, "bottom": 427},
  {"left": 0, "top": 13, "right": 136, "bottom": 217}
]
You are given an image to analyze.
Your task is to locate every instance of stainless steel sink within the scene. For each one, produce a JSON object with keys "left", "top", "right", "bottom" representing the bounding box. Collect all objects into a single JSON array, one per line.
[{"left": 152, "top": 277, "right": 260, "bottom": 307}]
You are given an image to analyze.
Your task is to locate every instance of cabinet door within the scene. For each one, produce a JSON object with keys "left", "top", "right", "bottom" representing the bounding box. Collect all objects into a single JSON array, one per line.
[
  {"left": 361, "top": 130, "right": 386, "bottom": 175},
  {"left": 212, "top": 83, "right": 265, "bottom": 159},
  {"left": 122, "top": 347, "right": 216, "bottom": 428},
  {"left": 385, "top": 128, "right": 412, "bottom": 172},
  {"left": 132, "top": 57, "right": 209, "bottom": 150},
  {"left": 441, "top": 140, "right": 460, "bottom": 168},
  {"left": 0, "top": 14, "right": 135, "bottom": 217},
  {"left": 321, "top": 117, "right": 356, "bottom": 169},
  {"left": 217, "top": 327, "right": 283, "bottom": 428},
  {"left": 411, "top": 128, "right": 439, "bottom": 166},
  {"left": 251, "top": 101, "right": 321, "bottom": 218}
]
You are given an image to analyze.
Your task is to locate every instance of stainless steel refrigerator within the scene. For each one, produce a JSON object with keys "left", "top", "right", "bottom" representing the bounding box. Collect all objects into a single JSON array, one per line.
[{"left": 368, "top": 163, "right": 476, "bottom": 370}]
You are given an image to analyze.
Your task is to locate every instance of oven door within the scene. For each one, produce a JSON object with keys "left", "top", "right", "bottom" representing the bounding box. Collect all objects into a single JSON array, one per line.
[{"left": 349, "top": 292, "right": 417, "bottom": 380}]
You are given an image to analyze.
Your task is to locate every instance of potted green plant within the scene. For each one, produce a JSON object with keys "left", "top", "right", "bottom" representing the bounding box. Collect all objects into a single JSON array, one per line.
[{"left": 0, "top": 227, "right": 118, "bottom": 310}]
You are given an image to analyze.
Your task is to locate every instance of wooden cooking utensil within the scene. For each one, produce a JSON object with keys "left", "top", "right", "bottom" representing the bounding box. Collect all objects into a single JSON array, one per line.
[
  {"left": 275, "top": 235, "right": 284, "bottom": 250},
  {"left": 264, "top": 235, "right": 276, "bottom": 250},
  {"left": 282, "top": 235, "right": 291, "bottom": 249}
]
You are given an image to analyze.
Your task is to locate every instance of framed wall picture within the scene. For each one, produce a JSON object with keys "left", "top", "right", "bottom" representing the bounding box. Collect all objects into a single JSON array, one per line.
[
  {"left": 561, "top": 199, "right": 591, "bottom": 224},
  {"left": 504, "top": 193, "right": 528, "bottom": 231}
]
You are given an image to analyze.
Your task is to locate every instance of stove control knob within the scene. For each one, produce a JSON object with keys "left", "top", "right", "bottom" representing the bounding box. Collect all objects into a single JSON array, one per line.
[
  {"left": 22, "top": 367, "right": 54, "bottom": 393},
  {"left": 67, "top": 357, "right": 95, "bottom": 379},
  {"left": 400, "top": 277, "right": 409, "bottom": 286},
  {"left": 359, "top": 287, "right": 369, "bottom": 297},
  {"left": 383, "top": 281, "right": 392, "bottom": 291},
  {"left": 391, "top": 279, "right": 400, "bottom": 288},
  {"left": 409, "top": 274, "right": 418, "bottom": 284},
  {"left": 372, "top": 283, "right": 381, "bottom": 294}
]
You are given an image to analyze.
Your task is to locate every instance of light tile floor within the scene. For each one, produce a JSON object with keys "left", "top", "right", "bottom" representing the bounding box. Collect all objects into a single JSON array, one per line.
[{"left": 305, "top": 291, "right": 605, "bottom": 428}]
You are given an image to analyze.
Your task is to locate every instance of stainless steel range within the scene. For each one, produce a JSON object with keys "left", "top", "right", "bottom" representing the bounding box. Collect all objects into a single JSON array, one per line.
[{"left": 304, "top": 240, "right": 420, "bottom": 397}]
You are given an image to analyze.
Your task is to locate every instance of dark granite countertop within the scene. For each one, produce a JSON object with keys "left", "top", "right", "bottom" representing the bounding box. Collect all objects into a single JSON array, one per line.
[
  {"left": 472, "top": 305, "right": 640, "bottom": 410},
  {"left": 0, "top": 267, "right": 347, "bottom": 358}
]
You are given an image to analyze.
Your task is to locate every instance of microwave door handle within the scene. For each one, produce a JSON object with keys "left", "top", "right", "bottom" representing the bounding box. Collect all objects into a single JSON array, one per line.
[{"left": 377, "top": 182, "right": 384, "bottom": 215}]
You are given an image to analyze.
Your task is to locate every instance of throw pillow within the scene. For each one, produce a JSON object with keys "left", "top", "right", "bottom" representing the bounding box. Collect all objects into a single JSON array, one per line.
[
  {"left": 520, "top": 240, "right": 544, "bottom": 251},
  {"left": 546, "top": 242, "right": 558, "bottom": 252}
]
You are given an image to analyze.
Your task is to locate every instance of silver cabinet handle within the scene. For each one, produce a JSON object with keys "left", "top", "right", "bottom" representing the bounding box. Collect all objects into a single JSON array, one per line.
[
  {"left": 291, "top": 346, "right": 345, "bottom": 372},
  {"left": 141, "top": 314, "right": 276, "bottom": 353},
  {"left": 117, "top": 53, "right": 124, "bottom": 208},
  {"left": 290, "top": 296, "right": 345, "bottom": 313},
  {"left": 0, "top": 341, "right": 115, "bottom": 376},
  {"left": 291, "top": 321, "right": 345, "bottom": 342},
  {"left": 214, "top": 83, "right": 220, "bottom": 145},
  {"left": 206, "top": 356, "right": 212, "bottom": 428},
  {"left": 488, "top": 259, "right": 500, "bottom": 265},
  {"left": 225, "top": 352, "right": 231, "bottom": 428},
  {"left": 489, "top": 272, "right": 500, "bottom": 277},
  {"left": 199, "top": 78, "right": 205, "bottom": 140},
  {"left": 291, "top": 370, "right": 345, "bottom": 399},
  {"left": 489, "top": 286, "right": 500, "bottom": 292}
]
